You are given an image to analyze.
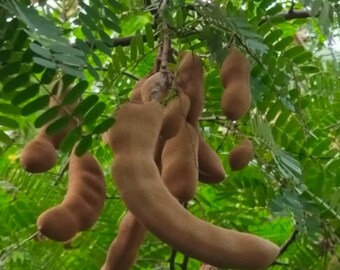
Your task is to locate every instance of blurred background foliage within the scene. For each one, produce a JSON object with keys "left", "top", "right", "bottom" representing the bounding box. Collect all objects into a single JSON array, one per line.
[{"left": 0, "top": 0, "right": 339, "bottom": 269}]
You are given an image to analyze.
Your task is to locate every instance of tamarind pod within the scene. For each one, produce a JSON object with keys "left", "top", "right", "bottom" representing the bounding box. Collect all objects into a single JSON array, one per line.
[
  {"left": 220, "top": 47, "right": 250, "bottom": 88},
  {"left": 160, "top": 92, "right": 191, "bottom": 139},
  {"left": 101, "top": 212, "right": 147, "bottom": 270},
  {"left": 197, "top": 135, "right": 225, "bottom": 184},
  {"left": 140, "top": 72, "right": 169, "bottom": 103},
  {"left": 20, "top": 81, "right": 78, "bottom": 173},
  {"left": 161, "top": 122, "right": 199, "bottom": 203},
  {"left": 154, "top": 136, "right": 166, "bottom": 171},
  {"left": 20, "top": 135, "right": 57, "bottom": 173},
  {"left": 110, "top": 102, "right": 280, "bottom": 269},
  {"left": 228, "top": 138, "right": 254, "bottom": 171},
  {"left": 221, "top": 80, "right": 252, "bottom": 121},
  {"left": 176, "top": 52, "right": 205, "bottom": 125},
  {"left": 36, "top": 151, "right": 106, "bottom": 241},
  {"left": 129, "top": 77, "right": 147, "bottom": 101}
]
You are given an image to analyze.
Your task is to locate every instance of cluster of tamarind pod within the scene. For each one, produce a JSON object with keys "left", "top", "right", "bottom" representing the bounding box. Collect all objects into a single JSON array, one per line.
[
  {"left": 19, "top": 47, "right": 279, "bottom": 269},
  {"left": 102, "top": 49, "right": 279, "bottom": 269},
  {"left": 20, "top": 77, "right": 106, "bottom": 242}
]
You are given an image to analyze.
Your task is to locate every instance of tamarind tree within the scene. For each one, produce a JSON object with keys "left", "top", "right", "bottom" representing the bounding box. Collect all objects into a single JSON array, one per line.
[{"left": 0, "top": 0, "right": 339, "bottom": 269}]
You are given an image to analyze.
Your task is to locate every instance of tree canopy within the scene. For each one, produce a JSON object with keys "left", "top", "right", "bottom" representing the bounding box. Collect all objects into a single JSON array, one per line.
[{"left": 0, "top": 0, "right": 339, "bottom": 269}]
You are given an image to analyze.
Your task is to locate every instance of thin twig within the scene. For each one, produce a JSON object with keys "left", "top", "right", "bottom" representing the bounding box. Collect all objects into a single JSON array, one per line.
[
  {"left": 278, "top": 229, "right": 299, "bottom": 257},
  {"left": 215, "top": 121, "right": 231, "bottom": 152},
  {"left": 169, "top": 248, "right": 177, "bottom": 270},
  {"left": 0, "top": 231, "right": 40, "bottom": 262}
]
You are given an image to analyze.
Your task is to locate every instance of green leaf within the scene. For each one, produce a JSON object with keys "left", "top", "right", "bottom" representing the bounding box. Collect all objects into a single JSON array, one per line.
[
  {"left": 0, "top": 115, "right": 20, "bottom": 129},
  {"left": 21, "top": 95, "right": 50, "bottom": 116},
  {"left": 102, "top": 18, "right": 121, "bottom": 33},
  {"left": 3, "top": 73, "right": 30, "bottom": 93},
  {"left": 57, "top": 64, "right": 84, "bottom": 79},
  {"left": 176, "top": 8, "right": 184, "bottom": 27},
  {"left": 116, "top": 46, "right": 127, "bottom": 67},
  {"left": 12, "top": 84, "right": 40, "bottom": 106},
  {"left": 91, "top": 53, "right": 103, "bottom": 69},
  {"left": 34, "top": 106, "right": 59, "bottom": 128},
  {"left": 78, "top": 12, "right": 98, "bottom": 31},
  {"left": 264, "top": 29, "right": 283, "bottom": 45},
  {"left": 87, "top": 64, "right": 100, "bottom": 80},
  {"left": 274, "top": 36, "right": 293, "bottom": 51},
  {"left": 0, "top": 130, "right": 11, "bottom": 144},
  {"left": 33, "top": 57, "right": 56, "bottom": 69},
  {"left": 93, "top": 117, "right": 115, "bottom": 134},
  {"left": 283, "top": 46, "right": 305, "bottom": 59},
  {"left": 293, "top": 52, "right": 313, "bottom": 64},
  {"left": 62, "top": 81, "right": 89, "bottom": 105},
  {"left": 130, "top": 36, "right": 138, "bottom": 61},
  {"left": 145, "top": 23, "right": 154, "bottom": 48},
  {"left": 59, "top": 126, "right": 82, "bottom": 153},
  {"left": 301, "top": 65, "right": 320, "bottom": 74},
  {"left": 94, "top": 40, "right": 112, "bottom": 56},
  {"left": 136, "top": 30, "right": 144, "bottom": 55},
  {"left": 112, "top": 53, "right": 120, "bottom": 71},
  {"left": 30, "top": 42, "right": 52, "bottom": 59},
  {"left": 0, "top": 62, "right": 21, "bottom": 80},
  {"left": 81, "top": 25, "right": 95, "bottom": 42},
  {"left": 75, "top": 135, "right": 92, "bottom": 156},
  {"left": 83, "top": 102, "right": 106, "bottom": 125},
  {"left": 0, "top": 103, "right": 21, "bottom": 115},
  {"left": 107, "top": 0, "right": 124, "bottom": 11},
  {"left": 73, "top": 94, "right": 99, "bottom": 116},
  {"left": 45, "top": 116, "right": 70, "bottom": 135},
  {"left": 40, "top": 68, "right": 57, "bottom": 84},
  {"left": 266, "top": 4, "right": 283, "bottom": 16},
  {"left": 53, "top": 54, "right": 86, "bottom": 67}
]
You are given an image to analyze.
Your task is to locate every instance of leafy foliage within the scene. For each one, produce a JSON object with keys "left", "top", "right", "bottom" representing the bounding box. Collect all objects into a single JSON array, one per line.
[{"left": 0, "top": 0, "right": 339, "bottom": 269}]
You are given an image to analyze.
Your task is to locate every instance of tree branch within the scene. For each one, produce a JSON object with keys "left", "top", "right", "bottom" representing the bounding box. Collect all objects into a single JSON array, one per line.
[
  {"left": 278, "top": 229, "right": 299, "bottom": 257},
  {"left": 259, "top": 10, "right": 316, "bottom": 25}
]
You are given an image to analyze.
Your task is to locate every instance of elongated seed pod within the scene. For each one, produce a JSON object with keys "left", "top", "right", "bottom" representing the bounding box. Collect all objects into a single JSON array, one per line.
[
  {"left": 109, "top": 101, "right": 279, "bottom": 269},
  {"left": 36, "top": 151, "right": 105, "bottom": 242},
  {"left": 220, "top": 47, "right": 251, "bottom": 120},
  {"left": 197, "top": 134, "right": 225, "bottom": 184},
  {"left": 129, "top": 77, "right": 148, "bottom": 101},
  {"left": 176, "top": 52, "right": 204, "bottom": 125},
  {"left": 101, "top": 212, "right": 147, "bottom": 270},
  {"left": 228, "top": 138, "right": 254, "bottom": 171},
  {"left": 162, "top": 123, "right": 199, "bottom": 203},
  {"left": 160, "top": 92, "right": 191, "bottom": 139},
  {"left": 140, "top": 72, "right": 169, "bottom": 102},
  {"left": 20, "top": 136, "right": 57, "bottom": 173},
  {"left": 20, "top": 80, "right": 78, "bottom": 173}
]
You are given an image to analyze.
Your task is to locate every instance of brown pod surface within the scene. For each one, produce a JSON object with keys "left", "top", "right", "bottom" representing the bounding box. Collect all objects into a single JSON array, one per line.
[
  {"left": 20, "top": 135, "right": 57, "bottom": 173},
  {"left": 160, "top": 92, "right": 191, "bottom": 139},
  {"left": 220, "top": 47, "right": 250, "bottom": 88},
  {"left": 221, "top": 80, "right": 251, "bottom": 121},
  {"left": 162, "top": 123, "right": 199, "bottom": 203},
  {"left": 36, "top": 151, "right": 106, "bottom": 241},
  {"left": 140, "top": 72, "right": 169, "bottom": 102},
  {"left": 176, "top": 52, "right": 204, "bottom": 125},
  {"left": 228, "top": 138, "right": 254, "bottom": 171},
  {"left": 110, "top": 101, "right": 279, "bottom": 269},
  {"left": 129, "top": 77, "right": 147, "bottom": 101},
  {"left": 197, "top": 134, "right": 225, "bottom": 184},
  {"left": 220, "top": 47, "right": 251, "bottom": 121},
  {"left": 101, "top": 212, "right": 147, "bottom": 270}
]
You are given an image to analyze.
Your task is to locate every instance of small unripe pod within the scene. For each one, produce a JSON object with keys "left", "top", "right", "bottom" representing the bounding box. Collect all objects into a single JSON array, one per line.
[{"left": 228, "top": 138, "right": 254, "bottom": 171}]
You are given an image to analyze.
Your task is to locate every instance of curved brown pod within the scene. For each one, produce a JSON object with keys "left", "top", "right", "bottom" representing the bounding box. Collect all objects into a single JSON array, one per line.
[
  {"left": 20, "top": 80, "right": 78, "bottom": 173},
  {"left": 140, "top": 72, "right": 169, "bottom": 102},
  {"left": 109, "top": 101, "right": 279, "bottom": 269},
  {"left": 162, "top": 122, "right": 199, "bottom": 203},
  {"left": 101, "top": 212, "right": 147, "bottom": 270},
  {"left": 36, "top": 151, "right": 106, "bottom": 242},
  {"left": 160, "top": 92, "right": 191, "bottom": 140},
  {"left": 176, "top": 52, "right": 204, "bottom": 125},
  {"left": 228, "top": 138, "right": 254, "bottom": 171},
  {"left": 220, "top": 47, "right": 251, "bottom": 121},
  {"left": 129, "top": 77, "right": 148, "bottom": 102},
  {"left": 197, "top": 134, "right": 225, "bottom": 184}
]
